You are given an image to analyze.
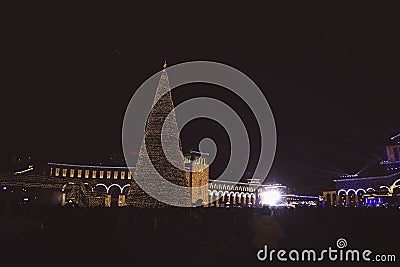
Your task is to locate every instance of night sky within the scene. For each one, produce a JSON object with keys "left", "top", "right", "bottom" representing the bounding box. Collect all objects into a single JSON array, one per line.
[{"left": 2, "top": 2, "right": 400, "bottom": 193}]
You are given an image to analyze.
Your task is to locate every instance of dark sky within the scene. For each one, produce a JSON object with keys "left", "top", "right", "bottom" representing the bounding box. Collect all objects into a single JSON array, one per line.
[{"left": 2, "top": 2, "right": 400, "bottom": 192}]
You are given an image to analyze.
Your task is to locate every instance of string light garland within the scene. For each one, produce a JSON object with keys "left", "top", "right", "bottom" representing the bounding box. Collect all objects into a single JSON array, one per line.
[{"left": 126, "top": 66, "right": 190, "bottom": 207}]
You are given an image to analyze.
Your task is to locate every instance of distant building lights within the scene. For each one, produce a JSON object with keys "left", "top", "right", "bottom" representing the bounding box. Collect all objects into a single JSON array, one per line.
[
  {"left": 340, "top": 173, "right": 359, "bottom": 178},
  {"left": 260, "top": 190, "right": 281, "bottom": 206}
]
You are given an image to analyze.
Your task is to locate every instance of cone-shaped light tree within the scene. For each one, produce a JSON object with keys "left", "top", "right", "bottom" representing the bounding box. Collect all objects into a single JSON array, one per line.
[{"left": 127, "top": 63, "right": 189, "bottom": 207}]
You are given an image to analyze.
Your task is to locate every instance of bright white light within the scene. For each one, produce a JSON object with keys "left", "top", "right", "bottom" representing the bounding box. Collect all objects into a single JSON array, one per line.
[
  {"left": 260, "top": 190, "right": 281, "bottom": 206},
  {"left": 2, "top": 186, "right": 6, "bottom": 190}
]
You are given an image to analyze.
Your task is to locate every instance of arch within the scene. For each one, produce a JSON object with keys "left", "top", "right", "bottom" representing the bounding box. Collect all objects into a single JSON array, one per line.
[
  {"left": 233, "top": 192, "right": 241, "bottom": 206},
  {"left": 249, "top": 193, "right": 256, "bottom": 206},
  {"left": 392, "top": 179, "right": 400, "bottom": 186},
  {"left": 209, "top": 190, "right": 219, "bottom": 207},
  {"left": 355, "top": 188, "right": 366, "bottom": 208},
  {"left": 96, "top": 184, "right": 108, "bottom": 193},
  {"left": 221, "top": 191, "right": 230, "bottom": 205},
  {"left": 337, "top": 189, "right": 347, "bottom": 195},
  {"left": 337, "top": 189, "right": 347, "bottom": 207},
  {"left": 217, "top": 191, "right": 225, "bottom": 205},
  {"left": 237, "top": 192, "right": 244, "bottom": 205},
  {"left": 211, "top": 190, "right": 219, "bottom": 196},
  {"left": 227, "top": 191, "right": 235, "bottom": 205},
  {"left": 346, "top": 189, "right": 357, "bottom": 207},
  {"left": 121, "top": 184, "right": 131, "bottom": 194},
  {"left": 379, "top": 185, "right": 390, "bottom": 192},
  {"left": 346, "top": 189, "right": 356, "bottom": 195},
  {"left": 356, "top": 188, "right": 366, "bottom": 194},
  {"left": 107, "top": 184, "right": 122, "bottom": 194},
  {"left": 366, "top": 187, "right": 375, "bottom": 192}
]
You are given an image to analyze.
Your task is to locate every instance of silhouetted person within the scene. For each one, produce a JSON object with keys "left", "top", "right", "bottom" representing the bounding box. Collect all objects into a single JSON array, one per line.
[
  {"left": 213, "top": 206, "right": 286, "bottom": 266},
  {"left": 251, "top": 206, "right": 286, "bottom": 249}
]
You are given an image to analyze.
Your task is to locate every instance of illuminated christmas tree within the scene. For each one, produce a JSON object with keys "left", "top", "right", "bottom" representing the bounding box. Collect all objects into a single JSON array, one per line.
[{"left": 126, "top": 62, "right": 189, "bottom": 207}]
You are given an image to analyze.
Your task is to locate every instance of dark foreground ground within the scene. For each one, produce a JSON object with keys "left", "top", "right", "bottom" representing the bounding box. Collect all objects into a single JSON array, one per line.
[{"left": 0, "top": 206, "right": 399, "bottom": 267}]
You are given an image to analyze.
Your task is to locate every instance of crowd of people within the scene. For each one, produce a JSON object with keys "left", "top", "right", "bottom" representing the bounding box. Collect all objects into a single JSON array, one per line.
[{"left": 0, "top": 202, "right": 399, "bottom": 266}]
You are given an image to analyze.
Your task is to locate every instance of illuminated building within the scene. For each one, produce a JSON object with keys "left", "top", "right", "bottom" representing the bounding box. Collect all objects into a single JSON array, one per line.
[
  {"left": 184, "top": 151, "right": 209, "bottom": 206},
  {"left": 48, "top": 162, "right": 133, "bottom": 207},
  {"left": 380, "top": 133, "right": 400, "bottom": 170},
  {"left": 1, "top": 63, "right": 303, "bottom": 208},
  {"left": 325, "top": 134, "right": 400, "bottom": 207},
  {"left": 1, "top": 159, "right": 297, "bottom": 208}
]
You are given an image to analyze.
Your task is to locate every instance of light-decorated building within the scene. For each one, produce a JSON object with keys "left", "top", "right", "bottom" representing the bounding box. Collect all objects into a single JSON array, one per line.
[
  {"left": 1, "top": 158, "right": 305, "bottom": 208},
  {"left": 0, "top": 63, "right": 297, "bottom": 208},
  {"left": 323, "top": 134, "right": 400, "bottom": 207},
  {"left": 44, "top": 159, "right": 280, "bottom": 208}
]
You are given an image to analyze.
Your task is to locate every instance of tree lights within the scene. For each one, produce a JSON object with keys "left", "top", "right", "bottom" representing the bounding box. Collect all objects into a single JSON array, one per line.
[{"left": 126, "top": 67, "right": 189, "bottom": 207}]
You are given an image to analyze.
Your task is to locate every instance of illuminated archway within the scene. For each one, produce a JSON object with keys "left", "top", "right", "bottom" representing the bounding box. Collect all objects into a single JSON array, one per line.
[{"left": 338, "top": 190, "right": 347, "bottom": 207}]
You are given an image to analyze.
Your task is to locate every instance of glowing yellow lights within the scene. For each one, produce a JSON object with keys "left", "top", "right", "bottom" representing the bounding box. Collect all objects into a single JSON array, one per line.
[{"left": 126, "top": 64, "right": 189, "bottom": 207}]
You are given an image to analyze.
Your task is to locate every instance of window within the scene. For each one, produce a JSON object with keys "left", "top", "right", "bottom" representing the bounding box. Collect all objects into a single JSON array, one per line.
[
  {"left": 99, "top": 171, "right": 104, "bottom": 179},
  {"left": 55, "top": 168, "right": 60, "bottom": 177},
  {"left": 85, "top": 170, "right": 89, "bottom": 178},
  {"left": 121, "top": 171, "right": 125, "bottom": 179},
  {"left": 77, "top": 170, "right": 82, "bottom": 178},
  {"left": 92, "top": 170, "right": 97, "bottom": 178},
  {"left": 107, "top": 171, "right": 111, "bottom": 179},
  {"left": 114, "top": 171, "right": 118, "bottom": 179},
  {"left": 70, "top": 169, "right": 75, "bottom": 178},
  {"left": 62, "top": 169, "right": 67, "bottom": 177},
  {"left": 128, "top": 172, "right": 132, "bottom": 179}
]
